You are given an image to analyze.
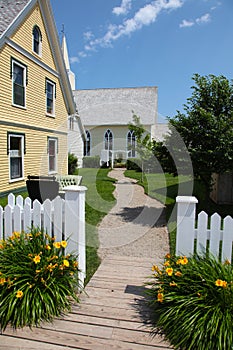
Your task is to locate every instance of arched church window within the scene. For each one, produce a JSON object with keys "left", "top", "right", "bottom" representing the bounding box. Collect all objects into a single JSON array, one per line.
[
  {"left": 104, "top": 129, "right": 113, "bottom": 151},
  {"left": 127, "top": 130, "right": 136, "bottom": 157},
  {"left": 32, "top": 25, "right": 42, "bottom": 55},
  {"left": 84, "top": 130, "right": 91, "bottom": 156}
]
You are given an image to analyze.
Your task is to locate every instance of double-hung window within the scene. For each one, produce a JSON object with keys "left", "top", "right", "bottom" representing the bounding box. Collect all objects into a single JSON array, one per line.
[
  {"left": 46, "top": 79, "right": 56, "bottom": 116},
  {"left": 8, "top": 133, "right": 25, "bottom": 181},
  {"left": 48, "top": 137, "right": 58, "bottom": 173},
  {"left": 12, "top": 60, "right": 26, "bottom": 107}
]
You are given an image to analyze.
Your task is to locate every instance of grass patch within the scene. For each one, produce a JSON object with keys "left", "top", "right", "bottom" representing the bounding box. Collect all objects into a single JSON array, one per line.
[
  {"left": 78, "top": 168, "right": 116, "bottom": 284},
  {"left": 124, "top": 170, "right": 233, "bottom": 254}
]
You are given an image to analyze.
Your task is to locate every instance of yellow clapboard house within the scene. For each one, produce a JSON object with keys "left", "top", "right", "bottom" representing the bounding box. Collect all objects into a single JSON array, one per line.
[{"left": 0, "top": 0, "right": 77, "bottom": 196}]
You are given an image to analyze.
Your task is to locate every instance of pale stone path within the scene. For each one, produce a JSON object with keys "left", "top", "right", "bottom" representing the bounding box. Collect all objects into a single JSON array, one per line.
[
  {"left": 1, "top": 169, "right": 172, "bottom": 349},
  {"left": 98, "top": 168, "right": 170, "bottom": 259}
]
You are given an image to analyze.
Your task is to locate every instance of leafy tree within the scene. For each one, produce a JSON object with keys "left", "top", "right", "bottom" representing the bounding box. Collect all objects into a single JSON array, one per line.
[
  {"left": 167, "top": 74, "right": 233, "bottom": 189},
  {"left": 128, "top": 114, "right": 152, "bottom": 177},
  {"left": 68, "top": 153, "right": 78, "bottom": 174}
]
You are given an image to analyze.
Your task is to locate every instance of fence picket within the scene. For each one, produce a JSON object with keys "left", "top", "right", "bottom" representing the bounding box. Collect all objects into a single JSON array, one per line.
[
  {"left": 25, "top": 197, "right": 31, "bottom": 206},
  {"left": 24, "top": 201, "right": 32, "bottom": 233},
  {"left": 14, "top": 204, "right": 22, "bottom": 232},
  {"left": 33, "top": 200, "right": 42, "bottom": 229},
  {"left": 196, "top": 211, "right": 208, "bottom": 255},
  {"left": 8, "top": 193, "right": 15, "bottom": 207},
  {"left": 221, "top": 216, "right": 233, "bottom": 262},
  {"left": 53, "top": 196, "right": 63, "bottom": 242},
  {"left": 43, "top": 199, "right": 52, "bottom": 236},
  {"left": 16, "top": 195, "right": 24, "bottom": 208},
  {"left": 4, "top": 205, "right": 13, "bottom": 238},
  {"left": 209, "top": 213, "right": 221, "bottom": 259},
  {"left": 0, "top": 206, "right": 3, "bottom": 240}
]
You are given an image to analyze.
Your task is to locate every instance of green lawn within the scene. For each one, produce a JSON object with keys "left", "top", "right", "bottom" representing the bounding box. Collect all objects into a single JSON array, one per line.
[
  {"left": 76, "top": 168, "right": 116, "bottom": 284},
  {"left": 124, "top": 170, "right": 233, "bottom": 254}
]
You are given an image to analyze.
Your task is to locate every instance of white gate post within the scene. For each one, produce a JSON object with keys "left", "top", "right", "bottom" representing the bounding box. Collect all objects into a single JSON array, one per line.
[
  {"left": 176, "top": 196, "right": 198, "bottom": 256},
  {"left": 64, "top": 185, "right": 87, "bottom": 288}
]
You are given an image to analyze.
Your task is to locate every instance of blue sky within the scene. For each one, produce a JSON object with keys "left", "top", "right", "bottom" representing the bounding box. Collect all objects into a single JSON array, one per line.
[{"left": 50, "top": 0, "right": 233, "bottom": 121}]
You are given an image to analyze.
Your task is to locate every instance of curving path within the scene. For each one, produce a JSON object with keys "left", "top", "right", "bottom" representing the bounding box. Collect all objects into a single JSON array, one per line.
[{"left": 98, "top": 168, "right": 170, "bottom": 260}]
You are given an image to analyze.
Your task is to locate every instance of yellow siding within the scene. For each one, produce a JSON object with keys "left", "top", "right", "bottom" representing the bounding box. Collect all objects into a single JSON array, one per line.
[
  {"left": 11, "top": 4, "right": 56, "bottom": 70},
  {"left": 0, "top": 3, "right": 69, "bottom": 194},
  {"left": 0, "top": 45, "right": 68, "bottom": 132},
  {"left": 0, "top": 125, "right": 68, "bottom": 194}
]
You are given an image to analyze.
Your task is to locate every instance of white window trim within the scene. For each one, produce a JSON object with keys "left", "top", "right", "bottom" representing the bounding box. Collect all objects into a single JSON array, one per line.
[
  {"left": 8, "top": 133, "right": 24, "bottom": 183},
  {"left": 104, "top": 129, "right": 114, "bottom": 151},
  {"left": 48, "top": 137, "right": 58, "bottom": 174},
  {"left": 127, "top": 130, "right": 137, "bottom": 158},
  {"left": 46, "top": 79, "right": 56, "bottom": 117},
  {"left": 32, "top": 26, "right": 42, "bottom": 57},
  {"left": 11, "top": 59, "right": 27, "bottom": 109}
]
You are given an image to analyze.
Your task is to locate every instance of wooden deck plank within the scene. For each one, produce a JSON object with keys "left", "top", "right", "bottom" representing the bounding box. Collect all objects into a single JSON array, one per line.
[
  {"left": 4, "top": 327, "right": 170, "bottom": 350},
  {"left": 0, "top": 335, "right": 67, "bottom": 349},
  {"left": 2, "top": 255, "right": 172, "bottom": 350}
]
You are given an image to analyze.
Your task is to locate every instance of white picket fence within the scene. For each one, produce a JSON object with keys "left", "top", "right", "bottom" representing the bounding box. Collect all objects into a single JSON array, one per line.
[
  {"left": 176, "top": 196, "right": 233, "bottom": 262},
  {"left": 0, "top": 185, "right": 87, "bottom": 286}
]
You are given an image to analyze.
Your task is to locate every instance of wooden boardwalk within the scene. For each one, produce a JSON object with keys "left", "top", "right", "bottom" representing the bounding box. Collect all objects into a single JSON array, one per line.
[{"left": 1, "top": 255, "right": 172, "bottom": 350}]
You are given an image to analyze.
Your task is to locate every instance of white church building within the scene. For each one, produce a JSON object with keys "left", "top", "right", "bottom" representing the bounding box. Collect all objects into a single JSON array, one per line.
[{"left": 62, "top": 35, "right": 168, "bottom": 168}]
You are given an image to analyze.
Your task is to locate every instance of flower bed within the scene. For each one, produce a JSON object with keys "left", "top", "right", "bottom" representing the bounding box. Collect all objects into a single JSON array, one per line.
[
  {"left": 0, "top": 229, "right": 81, "bottom": 331},
  {"left": 146, "top": 253, "right": 233, "bottom": 350}
]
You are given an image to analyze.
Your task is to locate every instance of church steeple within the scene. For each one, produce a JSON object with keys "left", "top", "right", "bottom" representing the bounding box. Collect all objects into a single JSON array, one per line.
[{"left": 61, "top": 28, "right": 76, "bottom": 90}]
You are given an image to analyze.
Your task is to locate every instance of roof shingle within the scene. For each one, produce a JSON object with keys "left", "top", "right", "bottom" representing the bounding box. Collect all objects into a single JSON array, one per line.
[{"left": 0, "top": 0, "right": 30, "bottom": 36}]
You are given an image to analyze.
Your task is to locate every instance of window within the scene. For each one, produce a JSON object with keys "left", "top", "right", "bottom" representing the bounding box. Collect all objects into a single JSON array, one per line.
[
  {"left": 48, "top": 138, "right": 58, "bottom": 173},
  {"left": 32, "top": 25, "right": 42, "bottom": 55},
  {"left": 12, "top": 60, "right": 26, "bottom": 107},
  {"left": 46, "top": 79, "right": 56, "bottom": 115},
  {"left": 84, "top": 130, "right": 91, "bottom": 156},
  {"left": 69, "top": 116, "right": 74, "bottom": 130},
  {"left": 127, "top": 130, "right": 136, "bottom": 157},
  {"left": 104, "top": 129, "right": 113, "bottom": 151},
  {"left": 8, "top": 134, "right": 24, "bottom": 181}
]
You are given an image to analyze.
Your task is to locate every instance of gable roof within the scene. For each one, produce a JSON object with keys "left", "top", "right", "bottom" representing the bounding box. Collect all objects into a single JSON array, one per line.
[
  {"left": 0, "top": 0, "right": 30, "bottom": 36},
  {"left": 73, "top": 87, "right": 158, "bottom": 126},
  {"left": 0, "top": 0, "right": 76, "bottom": 115}
]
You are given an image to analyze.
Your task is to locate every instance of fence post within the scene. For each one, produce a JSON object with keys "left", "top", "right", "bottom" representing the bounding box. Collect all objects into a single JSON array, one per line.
[
  {"left": 64, "top": 185, "right": 87, "bottom": 288},
  {"left": 176, "top": 196, "right": 198, "bottom": 256}
]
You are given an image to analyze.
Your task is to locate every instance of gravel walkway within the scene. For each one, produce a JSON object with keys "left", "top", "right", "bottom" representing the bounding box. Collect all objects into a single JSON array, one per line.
[{"left": 98, "top": 169, "right": 170, "bottom": 262}]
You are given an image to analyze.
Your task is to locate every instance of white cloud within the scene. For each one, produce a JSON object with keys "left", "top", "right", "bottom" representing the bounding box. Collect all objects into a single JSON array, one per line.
[
  {"left": 78, "top": 51, "right": 88, "bottom": 58},
  {"left": 83, "top": 31, "right": 94, "bottom": 41},
  {"left": 196, "top": 13, "right": 211, "bottom": 24},
  {"left": 112, "top": 0, "right": 132, "bottom": 16},
  {"left": 70, "top": 56, "right": 80, "bottom": 64},
  {"left": 84, "top": 0, "right": 183, "bottom": 51},
  {"left": 179, "top": 19, "right": 194, "bottom": 28},
  {"left": 180, "top": 12, "right": 211, "bottom": 28}
]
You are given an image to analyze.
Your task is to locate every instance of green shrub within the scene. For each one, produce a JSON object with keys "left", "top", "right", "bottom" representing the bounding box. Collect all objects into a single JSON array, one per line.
[
  {"left": 83, "top": 156, "right": 100, "bottom": 168},
  {"left": 68, "top": 153, "right": 78, "bottom": 174},
  {"left": 0, "top": 228, "right": 81, "bottom": 330},
  {"left": 146, "top": 253, "right": 233, "bottom": 350},
  {"left": 126, "top": 158, "right": 142, "bottom": 171}
]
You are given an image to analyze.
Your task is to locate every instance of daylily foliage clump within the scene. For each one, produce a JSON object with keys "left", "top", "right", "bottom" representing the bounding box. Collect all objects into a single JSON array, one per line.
[
  {"left": 0, "top": 229, "right": 80, "bottom": 331},
  {"left": 147, "top": 253, "right": 233, "bottom": 350}
]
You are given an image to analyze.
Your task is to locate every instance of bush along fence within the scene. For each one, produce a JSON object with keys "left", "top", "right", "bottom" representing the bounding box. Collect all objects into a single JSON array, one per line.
[
  {"left": 176, "top": 196, "right": 233, "bottom": 262},
  {"left": 0, "top": 185, "right": 87, "bottom": 287}
]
